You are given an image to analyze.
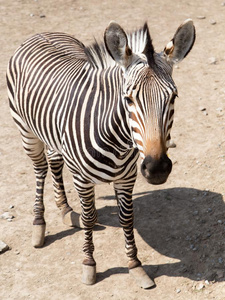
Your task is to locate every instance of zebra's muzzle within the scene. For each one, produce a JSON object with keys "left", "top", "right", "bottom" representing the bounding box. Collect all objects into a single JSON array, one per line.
[{"left": 141, "top": 154, "right": 172, "bottom": 185}]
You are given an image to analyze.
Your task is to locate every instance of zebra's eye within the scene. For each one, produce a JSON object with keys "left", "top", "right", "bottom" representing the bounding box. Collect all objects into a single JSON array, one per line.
[{"left": 124, "top": 96, "right": 134, "bottom": 106}]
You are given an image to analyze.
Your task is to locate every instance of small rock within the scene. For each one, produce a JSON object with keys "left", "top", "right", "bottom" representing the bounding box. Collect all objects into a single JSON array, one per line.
[
  {"left": 176, "top": 289, "right": 181, "bottom": 293},
  {"left": 208, "top": 57, "right": 217, "bottom": 65},
  {"left": 199, "top": 106, "right": 206, "bottom": 111},
  {"left": 0, "top": 212, "right": 14, "bottom": 220},
  {"left": 217, "top": 220, "right": 223, "bottom": 224},
  {"left": 168, "top": 140, "right": 176, "bottom": 148},
  {"left": 195, "top": 282, "right": 205, "bottom": 291},
  {"left": 0, "top": 240, "right": 9, "bottom": 253},
  {"left": 40, "top": 14, "right": 46, "bottom": 18},
  {"left": 190, "top": 244, "right": 197, "bottom": 251},
  {"left": 197, "top": 16, "right": 206, "bottom": 19},
  {"left": 210, "top": 20, "right": 217, "bottom": 25},
  {"left": 9, "top": 205, "right": 14, "bottom": 209}
]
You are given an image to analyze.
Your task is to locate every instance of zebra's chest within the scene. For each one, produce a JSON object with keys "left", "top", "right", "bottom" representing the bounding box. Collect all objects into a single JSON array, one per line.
[{"left": 61, "top": 128, "right": 139, "bottom": 183}]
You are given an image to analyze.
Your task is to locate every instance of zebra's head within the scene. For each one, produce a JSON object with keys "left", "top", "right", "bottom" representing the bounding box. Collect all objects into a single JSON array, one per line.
[{"left": 104, "top": 20, "right": 195, "bottom": 185}]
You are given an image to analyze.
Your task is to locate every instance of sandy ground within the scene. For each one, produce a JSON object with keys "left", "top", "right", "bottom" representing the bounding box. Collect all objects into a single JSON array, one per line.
[{"left": 1, "top": 0, "right": 225, "bottom": 299}]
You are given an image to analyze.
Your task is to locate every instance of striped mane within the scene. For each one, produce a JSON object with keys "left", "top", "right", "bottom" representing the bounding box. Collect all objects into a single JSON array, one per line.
[{"left": 84, "top": 24, "right": 151, "bottom": 70}]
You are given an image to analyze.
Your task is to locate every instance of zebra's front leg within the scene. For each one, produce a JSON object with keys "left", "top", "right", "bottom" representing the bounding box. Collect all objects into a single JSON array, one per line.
[
  {"left": 47, "top": 149, "right": 82, "bottom": 228},
  {"left": 74, "top": 181, "right": 97, "bottom": 285},
  {"left": 114, "top": 182, "right": 155, "bottom": 289}
]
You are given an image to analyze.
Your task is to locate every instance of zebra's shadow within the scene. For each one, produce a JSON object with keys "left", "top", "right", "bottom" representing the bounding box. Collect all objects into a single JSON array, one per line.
[{"left": 97, "top": 187, "right": 225, "bottom": 282}]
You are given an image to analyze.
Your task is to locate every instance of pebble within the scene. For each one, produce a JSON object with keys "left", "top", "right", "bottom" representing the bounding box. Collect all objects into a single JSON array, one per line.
[
  {"left": 0, "top": 240, "right": 9, "bottom": 253},
  {"left": 210, "top": 20, "right": 217, "bottom": 25},
  {"left": 0, "top": 212, "right": 14, "bottom": 220},
  {"left": 197, "top": 16, "right": 206, "bottom": 19},
  {"left": 176, "top": 289, "right": 181, "bottom": 293},
  {"left": 199, "top": 106, "right": 206, "bottom": 111},
  {"left": 168, "top": 140, "right": 176, "bottom": 148},
  {"left": 208, "top": 57, "right": 217, "bottom": 65},
  {"left": 195, "top": 282, "right": 205, "bottom": 291},
  {"left": 190, "top": 244, "right": 197, "bottom": 251},
  {"left": 40, "top": 14, "right": 46, "bottom": 18},
  {"left": 9, "top": 205, "right": 14, "bottom": 209}
]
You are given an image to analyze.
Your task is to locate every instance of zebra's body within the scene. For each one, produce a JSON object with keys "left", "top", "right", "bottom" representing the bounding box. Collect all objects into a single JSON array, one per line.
[
  {"left": 7, "top": 20, "right": 195, "bottom": 287},
  {"left": 8, "top": 32, "right": 137, "bottom": 183}
]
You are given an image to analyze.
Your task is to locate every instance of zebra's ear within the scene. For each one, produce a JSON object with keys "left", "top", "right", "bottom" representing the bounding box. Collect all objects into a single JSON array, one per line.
[
  {"left": 104, "top": 22, "right": 133, "bottom": 68},
  {"left": 163, "top": 19, "right": 195, "bottom": 64}
]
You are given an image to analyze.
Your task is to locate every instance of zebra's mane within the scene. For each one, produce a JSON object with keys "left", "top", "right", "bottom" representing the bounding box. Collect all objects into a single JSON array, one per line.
[{"left": 84, "top": 23, "right": 154, "bottom": 70}]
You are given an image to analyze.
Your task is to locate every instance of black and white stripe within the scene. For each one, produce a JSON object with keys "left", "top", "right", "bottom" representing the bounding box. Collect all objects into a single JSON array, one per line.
[{"left": 7, "top": 20, "right": 195, "bottom": 285}]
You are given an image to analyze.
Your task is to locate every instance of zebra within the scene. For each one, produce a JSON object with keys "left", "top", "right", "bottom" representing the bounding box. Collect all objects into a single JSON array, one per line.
[{"left": 7, "top": 19, "right": 195, "bottom": 288}]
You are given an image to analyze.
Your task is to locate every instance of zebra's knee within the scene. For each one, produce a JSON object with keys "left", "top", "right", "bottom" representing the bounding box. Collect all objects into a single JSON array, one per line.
[{"left": 82, "top": 211, "right": 97, "bottom": 228}]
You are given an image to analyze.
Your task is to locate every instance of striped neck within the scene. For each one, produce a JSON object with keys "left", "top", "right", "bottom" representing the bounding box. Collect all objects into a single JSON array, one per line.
[{"left": 94, "top": 66, "right": 134, "bottom": 154}]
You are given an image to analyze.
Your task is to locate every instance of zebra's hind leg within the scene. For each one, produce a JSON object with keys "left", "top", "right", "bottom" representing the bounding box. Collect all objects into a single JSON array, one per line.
[
  {"left": 114, "top": 181, "right": 155, "bottom": 289},
  {"left": 20, "top": 132, "right": 48, "bottom": 248},
  {"left": 47, "top": 149, "right": 82, "bottom": 228},
  {"left": 74, "top": 178, "right": 97, "bottom": 285}
]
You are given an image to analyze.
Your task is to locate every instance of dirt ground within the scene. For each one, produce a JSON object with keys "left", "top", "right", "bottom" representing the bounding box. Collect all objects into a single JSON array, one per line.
[{"left": 1, "top": 0, "right": 225, "bottom": 299}]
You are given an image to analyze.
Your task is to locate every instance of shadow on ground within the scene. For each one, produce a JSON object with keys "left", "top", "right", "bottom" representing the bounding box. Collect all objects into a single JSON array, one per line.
[{"left": 97, "top": 187, "right": 225, "bottom": 283}]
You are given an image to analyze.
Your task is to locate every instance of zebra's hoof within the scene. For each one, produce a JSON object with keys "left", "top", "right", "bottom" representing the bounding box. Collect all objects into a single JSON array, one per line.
[
  {"left": 32, "top": 224, "right": 46, "bottom": 248},
  {"left": 63, "top": 210, "right": 83, "bottom": 228},
  {"left": 82, "top": 264, "right": 96, "bottom": 285},
  {"left": 129, "top": 266, "right": 155, "bottom": 289}
]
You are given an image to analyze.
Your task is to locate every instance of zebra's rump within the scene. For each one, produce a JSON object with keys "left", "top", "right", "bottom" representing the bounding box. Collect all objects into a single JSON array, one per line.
[
  {"left": 7, "top": 32, "right": 91, "bottom": 151},
  {"left": 20, "top": 32, "right": 88, "bottom": 61}
]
